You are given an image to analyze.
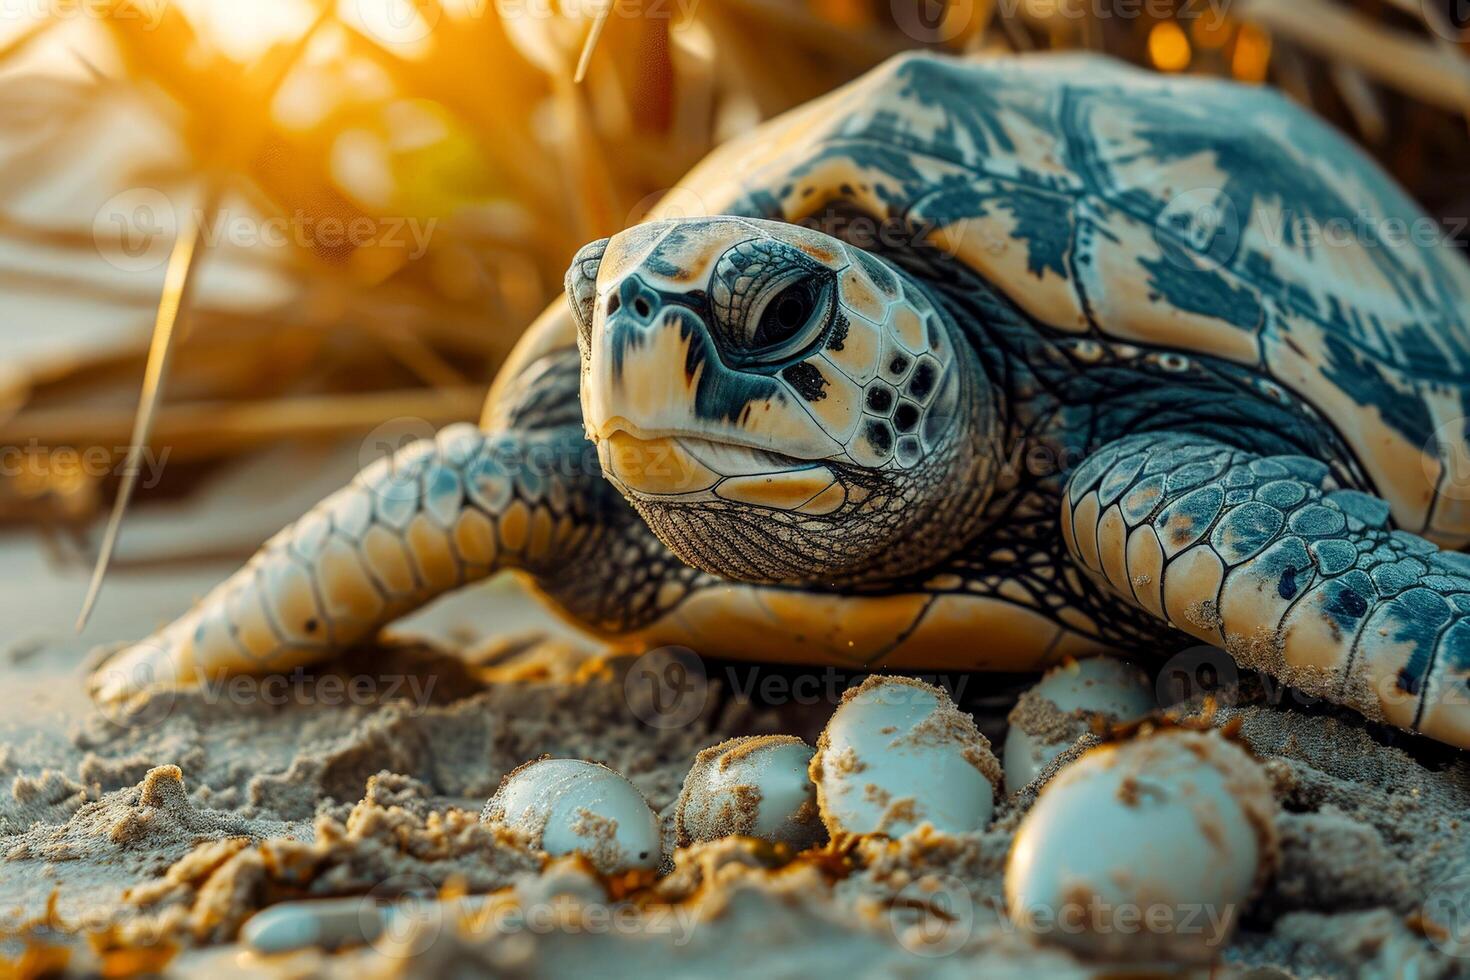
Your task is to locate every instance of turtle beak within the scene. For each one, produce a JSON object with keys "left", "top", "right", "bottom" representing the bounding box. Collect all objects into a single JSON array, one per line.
[{"left": 566, "top": 237, "right": 609, "bottom": 353}]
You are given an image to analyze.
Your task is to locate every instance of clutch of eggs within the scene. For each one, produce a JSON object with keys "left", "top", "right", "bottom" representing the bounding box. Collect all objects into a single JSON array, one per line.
[
  {"left": 1005, "top": 727, "right": 1278, "bottom": 963},
  {"left": 674, "top": 734, "right": 826, "bottom": 850},
  {"left": 482, "top": 758, "right": 662, "bottom": 875},
  {"left": 1002, "top": 656, "right": 1156, "bottom": 793},
  {"left": 810, "top": 675, "right": 1001, "bottom": 837}
]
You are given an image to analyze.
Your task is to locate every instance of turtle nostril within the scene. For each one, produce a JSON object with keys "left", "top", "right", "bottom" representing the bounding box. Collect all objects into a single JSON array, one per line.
[
  {"left": 606, "top": 294, "right": 621, "bottom": 316},
  {"left": 633, "top": 296, "right": 652, "bottom": 318}
]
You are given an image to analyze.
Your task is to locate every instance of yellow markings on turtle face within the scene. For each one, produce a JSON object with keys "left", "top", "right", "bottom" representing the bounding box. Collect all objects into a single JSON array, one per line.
[
  {"left": 1096, "top": 504, "right": 1129, "bottom": 595},
  {"left": 225, "top": 580, "right": 285, "bottom": 661},
  {"left": 838, "top": 267, "right": 890, "bottom": 323},
  {"left": 499, "top": 500, "right": 530, "bottom": 553},
  {"left": 1162, "top": 545, "right": 1225, "bottom": 643},
  {"left": 799, "top": 481, "right": 847, "bottom": 515},
  {"left": 262, "top": 560, "right": 326, "bottom": 645},
  {"left": 602, "top": 431, "right": 720, "bottom": 496},
  {"left": 361, "top": 526, "right": 417, "bottom": 598},
  {"left": 316, "top": 536, "right": 386, "bottom": 625},
  {"left": 715, "top": 467, "right": 836, "bottom": 511},
  {"left": 795, "top": 357, "right": 862, "bottom": 444},
  {"left": 1070, "top": 491, "right": 1103, "bottom": 572},
  {"left": 453, "top": 509, "right": 498, "bottom": 567},
  {"left": 822, "top": 311, "right": 881, "bottom": 384},
  {"left": 892, "top": 307, "right": 928, "bottom": 356},
  {"left": 1125, "top": 525, "right": 1165, "bottom": 616},
  {"left": 407, "top": 513, "right": 460, "bottom": 592}
]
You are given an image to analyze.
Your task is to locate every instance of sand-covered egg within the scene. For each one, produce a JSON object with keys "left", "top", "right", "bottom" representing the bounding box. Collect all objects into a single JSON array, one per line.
[
  {"left": 674, "top": 735, "right": 826, "bottom": 850},
  {"left": 482, "top": 758, "right": 661, "bottom": 874},
  {"left": 1003, "top": 656, "right": 1155, "bottom": 793},
  {"left": 1005, "top": 728, "right": 1278, "bottom": 963},
  {"left": 811, "top": 675, "right": 1001, "bottom": 837}
]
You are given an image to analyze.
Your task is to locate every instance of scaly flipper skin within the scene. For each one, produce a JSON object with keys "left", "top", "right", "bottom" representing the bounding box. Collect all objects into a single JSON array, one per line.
[
  {"left": 1064, "top": 432, "right": 1470, "bottom": 748},
  {"left": 91, "top": 417, "right": 610, "bottom": 701}
]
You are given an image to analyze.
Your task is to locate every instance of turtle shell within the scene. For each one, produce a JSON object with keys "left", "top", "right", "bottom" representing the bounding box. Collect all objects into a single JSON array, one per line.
[{"left": 509, "top": 51, "right": 1470, "bottom": 546}]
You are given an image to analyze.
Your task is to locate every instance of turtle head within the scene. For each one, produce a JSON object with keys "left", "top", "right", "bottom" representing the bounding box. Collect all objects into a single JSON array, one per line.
[{"left": 568, "top": 217, "right": 999, "bottom": 584}]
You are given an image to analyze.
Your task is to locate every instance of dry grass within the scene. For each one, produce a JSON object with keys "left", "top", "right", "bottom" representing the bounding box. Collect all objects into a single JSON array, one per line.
[{"left": 0, "top": 0, "right": 1466, "bottom": 564}]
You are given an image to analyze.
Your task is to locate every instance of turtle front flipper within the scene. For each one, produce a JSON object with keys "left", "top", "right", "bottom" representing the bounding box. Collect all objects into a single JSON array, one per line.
[
  {"left": 1063, "top": 432, "right": 1470, "bottom": 749},
  {"left": 91, "top": 420, "right": 607, "bottom": 701}
]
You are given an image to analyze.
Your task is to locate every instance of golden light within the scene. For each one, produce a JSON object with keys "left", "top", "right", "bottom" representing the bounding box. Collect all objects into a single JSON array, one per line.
[
  {"left": 1231, "top": 24, "right": 1272, "bottom": 83},
  {"left": 1148, "top": 21, "right": 1192, "bottom": 73}
]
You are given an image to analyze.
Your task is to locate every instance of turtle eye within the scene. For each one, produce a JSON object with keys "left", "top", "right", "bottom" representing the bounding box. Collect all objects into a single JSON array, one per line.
[
  {"left": 734, "top": 273, "right": 832, "bottom": 362},
  {"left": 753, "top": 277, "right": 821, "bottom": 349}
]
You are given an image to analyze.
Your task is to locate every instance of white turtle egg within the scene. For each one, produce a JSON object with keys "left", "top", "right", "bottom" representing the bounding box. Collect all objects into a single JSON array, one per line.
[
  {"left": 811, "top": 675, "right": 1001, "bottom": 838},
  {"left": 674, "top": 735, "right": 826, "bottom": 850},
  {"left": 482, "top": 758, "right": 661, "bottom": 875},
  {"left": 1005, "top": 728, "right": 1278, "bottom": 963},
  {"left": 1003, "top": 656, "right": 1156, "bottom": 793}
]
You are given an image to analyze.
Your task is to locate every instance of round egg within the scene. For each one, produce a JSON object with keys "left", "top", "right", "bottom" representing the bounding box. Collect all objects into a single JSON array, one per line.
[
  {"left": 482, "top": 758, "right": 661, "bottom": 875},
  {"left": 1005, "top": 727, "right": 1278, "bottom": 963},
  {"left": 811, "top": 675, "right": 1001, "bottom": 838},
  {"left": 674, "top": 735, "right": 826, "bottom": 850},
  {"left": 1003, "top": 656, "right": 1155, "bottom": 793}
]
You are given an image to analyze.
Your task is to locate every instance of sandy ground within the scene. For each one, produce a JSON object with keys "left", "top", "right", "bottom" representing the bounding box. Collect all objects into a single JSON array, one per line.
[{"left": 2, "top": 444, "right": 1470, "bottom": 978}]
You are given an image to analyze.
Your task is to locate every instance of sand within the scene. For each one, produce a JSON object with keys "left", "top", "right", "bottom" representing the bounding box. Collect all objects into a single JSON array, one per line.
[
  {"left": 2, "top": 460, "right": 1468, "bottom": 978},
  {"left": 1, "top": 625, "right": 1467, "bottom": 978}
]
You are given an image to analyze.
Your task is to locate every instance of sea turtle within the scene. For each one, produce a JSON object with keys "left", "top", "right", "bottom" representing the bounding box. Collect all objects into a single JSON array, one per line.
[{"left": 94, "top": 52, "right": 1470, "bottom": 749}]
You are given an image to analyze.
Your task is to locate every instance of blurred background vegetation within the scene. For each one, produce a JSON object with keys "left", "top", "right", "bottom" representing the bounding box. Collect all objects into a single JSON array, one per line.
[{"left": 1, "top": 0, "right": 1467, "bottom": 567}]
